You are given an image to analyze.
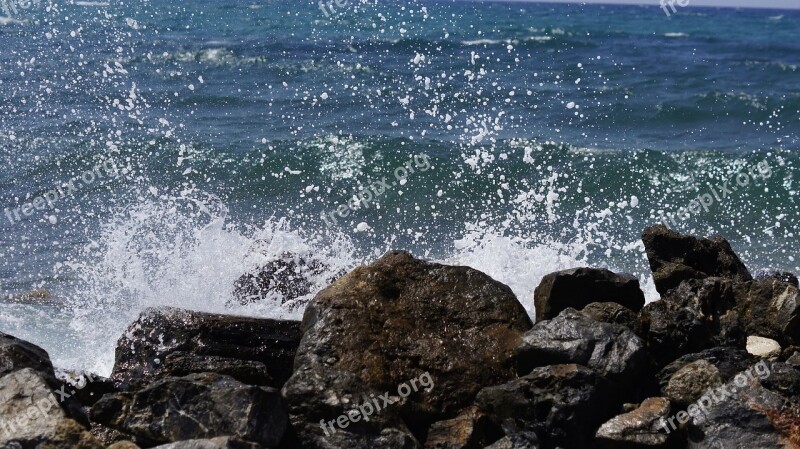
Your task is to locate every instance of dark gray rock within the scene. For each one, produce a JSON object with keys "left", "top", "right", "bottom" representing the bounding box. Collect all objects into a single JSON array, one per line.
[
  {"left": 641, "top": 225, "right": 751, "bottom": 295},
  {"left": 657, "top": 347, "right": 756, "bottom": 404},
  {"left": 595, "top": 397, "right": 679, "bottom": 448},
  {"left": 282, "top": 251, "right": 533, "bottom": 449},
  {"left": 533, "top": 268, "right": 645, "bottom": 323},
  {"left": 0, "top": 331, "right": 55, "bottom": 380},
  {"left": 110, "top": 307, "right": 301, "bottom": 390},
  {"left": 232, "top": 252, "right": 341, "bottom": 309},
  {"left": 516, "top": 309, "right": 650, "bottom": 394},
  {"left": 0, "top": 368, "right": 103, "bottom": 449},
  {"left": 733, "top": 277, "right": 800, "bottom": 346},
  {"left": 476, "top": 364, "right": 617, "bottom": 449},
  {"left": 91, "top": 372, "right": 287, "bottom": 447},
  {"left": 580, "top": 302, "right": 638, "bottom": 330}
]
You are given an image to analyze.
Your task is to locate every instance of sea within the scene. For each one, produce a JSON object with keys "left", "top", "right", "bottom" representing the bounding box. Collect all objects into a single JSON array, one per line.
[{"left": 0, "top": 0, "right": 798, "bottom": 374}]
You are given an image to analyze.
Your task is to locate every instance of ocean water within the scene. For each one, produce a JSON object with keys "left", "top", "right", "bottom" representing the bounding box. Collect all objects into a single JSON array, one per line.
[{"left": 0, "top": 0, "right": 798, "bottom": 374}]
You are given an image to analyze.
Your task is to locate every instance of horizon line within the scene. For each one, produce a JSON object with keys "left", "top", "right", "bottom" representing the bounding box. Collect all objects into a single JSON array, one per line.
[{"left": 457, "top": 0, "right": 800, "bottom": 11}]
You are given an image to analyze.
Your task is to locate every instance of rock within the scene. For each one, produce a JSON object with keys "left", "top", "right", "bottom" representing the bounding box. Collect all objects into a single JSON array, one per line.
[
  {"left": 107, "top": 442, "right": 141, "bottom": 449},
  {"left": 685, "top": 373, "right": 798, "bottom": 448},
  {"left": 755, "top": 271, "right": 799, "bottom": 288},
  {"left": 656, "top": 347, "right": 756, "bottom": 403},
  {"left": 282, "top": 251, "right": 532, "bottom": 449},
  {"left": 734, "top": 277, "right": 800, "bottom": 345},
  {"left": 595, "top": 397, "right": 677, "bottom": 448},
  {"left": 91, "top": 372, "right": 287, "bottom": 447},
  {"left": 0, "top": 368, "right": 103, "bottom": 448},
  {"left": 515, "top": 309, "right": 650, "bottom": 395},
  {"left": 56, "top": 369, "right": 118, "bottom": 407},
  {"left": 641, "top": 225, "right": 751, "bottom": 295},
  {"left": 232, "top": 251, "right": 341, "bottom": 309},
  {"left": 151, "top": 436, "right": 262, "bottom": 449},
  {"left": 423, "top": 406, "right": 488, "bottom": 449},
  {"left": 759, "top": 362, "right": 800, "bottom": 401},
  {"left": 747, "top": 336, "right": 782, "bottom": 359},
  {"left": 476, "top": 364, "right": 616, "bottom": 449},
  {"left": 533, "top": 268, "right": 645, "bottom": 323},
  {"left": 0, "top": 331, "right": 56, "bottom": 379},
  {"left": 662, "top": 360, "right": 723, "bottom": 408},
  {"left": 483, "top": 432, "right": 540, "bottom": 449},
  {"left": 580, "top": 302, "right": 638, "bottom": 329},
  {"left": 111, "top": 307, "right": 301, "bottom": 390},
  {"left": 2, "top": 288, "right": 61, "bottom": 306}
]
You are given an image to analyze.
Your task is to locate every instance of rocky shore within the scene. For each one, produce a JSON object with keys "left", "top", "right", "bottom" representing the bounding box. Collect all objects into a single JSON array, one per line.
[{"left": 1, "top": 224, "right": 799, "bottom": 448}]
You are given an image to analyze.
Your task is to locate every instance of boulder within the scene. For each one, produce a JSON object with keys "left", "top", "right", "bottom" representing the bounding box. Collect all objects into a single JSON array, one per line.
[
  {"left": 282, "top": 251, "right": 532, "bottom": 449},
  {"left": 107, "top": 442, "right": 141, "bottom": 449},
  {"left": 56, "top": 369, "right": 117, "bottom": 407},
  {"left": 476, "top": 364, "right": 616, "bottom": 449},
  {"left": 685, "top": 373, "right": 798, "bottom": 448},
  {"left": 0, "top": 368, "right": 103, "bottom": 448},
  {"left": 533, "top": 268, "right": 645, "bottom": 323},
  {"left": 423, "top": 406, "right": 488, "bottom": 449},
  {"left": 232, "top": 252, "right": 340, "bottom": 308},
  {"left": 0, "top": 331, "right": 55, "bottom": 380},
  {"left": 151, "top": 436, "right": 262, "bottom": 449},
  {"left": 656, "top": 347, "right": 756, "bottom": 404},
  {"left": 747, "top": 336, "right": 782, "bottom": 359},
  {"left": 734, "top": 277, "right": 800, "bottom": 345},
  {"left": 111, "top": 307, "right": 301, "bottom": 390},
  {"left": 91, "top": 372, "right": 287, "bottom": 447},
  {"left": 515, "top": 309, "right": 649, "bottom": 394},
  {"left": 595, "top": 397, "right": 678, "bottom": 448},
  {"left": 580, "top": 302, "right": 638, "bottom": 330},
  {"left": 641, "top": 225, "right": 751, "bottom": 295},
  {"left": 483, "top": 432, "right": 540, "bottom": 449}
]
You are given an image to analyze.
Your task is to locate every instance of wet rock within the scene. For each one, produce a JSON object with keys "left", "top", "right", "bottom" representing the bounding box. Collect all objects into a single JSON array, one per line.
[
  {"left": 515, "top": 309, "right": 649, "bottom": 394},
  {"left": 686, "top": 374, "right": 797, "bottom": 448},
  {"left": 91, "top": 372, "right": 287, "bottom": 447},
  {"left": 656, "top": 347, "right": 756, "bottom": 402},
  {"left": 533, "top": 268, "right": 645, "bottom": 323},
  {"left": 759, "top": 362, "right": 800, "bottom": 401},
  {"left": 111, "top": 307, "right": 301, "bottom": 390},
  {"left": 0, "top": 368, "right": 103, "bottom": 449},
  {"left": 755, "top": 270, "right": 799, "bottom": 288},
  {"left": 2, "top": 288, "right": 61, "bottom": 306},
  {"left": 151, "top": 436, "right": 262, "bottom": 449},
  {"left": 232, "top": 251, "right": 340, "bottom": 309},
  {"left": 635, "top": 279, "right": 746, "bottom": 368},
  {"left": 476, "top": 364, "right": 617, "bottom": 449},
  {"left": 282, "top": 251, "right": 532, "bottom": 449},
  {"left": 483, "top": 432, "right": 540, "bottom": 449},
  {"left": 662, "top": 360, "right": 723, "bottom": 408},
  {"left": 641, "top": 225, "right": 751, "bottom": 295},
  {"left": 0, "top": 331, "right": 55, "bottom": 379},
  {"left": 580, "top": 302, "right": 638, "bottom": 330},
  {"left": 734, "top": 277, "right": 800, "bottom": 345},
  {"left": 747, "top": 335, "right": 782, "bottom": 359},
  {"left": 56, "top": 369, "right": 118, "bottom": 407},
  {"left": 423, "top": 406, "right": 488, "bottom": 449},
  {"left": 595, "top": 397, "right": 677, "bottom": 448}
]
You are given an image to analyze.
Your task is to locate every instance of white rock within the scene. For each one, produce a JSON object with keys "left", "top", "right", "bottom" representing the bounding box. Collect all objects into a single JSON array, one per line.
[{"left": 746, "top": 335, "right": 781, "bottom": 359}]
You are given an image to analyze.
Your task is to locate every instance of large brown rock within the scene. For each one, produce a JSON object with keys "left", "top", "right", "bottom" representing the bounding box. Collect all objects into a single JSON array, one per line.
[
  {"left": 533, "top": 268, "right": 645, "bottom": 323},
  {"left": 595, "top": 397, "right": 678, "bottom": 448},
  {"left": 91, "top": 372, "right": 287, "bottom": 447},
  {"left": 111, "top": 307, "right": 302, "bottom": 390},
  {"left": 641, "top": 225, "right": 751, "bottom": 295},
  {"left": 282, "top": 251, "right": 533, "bottom": 449}
]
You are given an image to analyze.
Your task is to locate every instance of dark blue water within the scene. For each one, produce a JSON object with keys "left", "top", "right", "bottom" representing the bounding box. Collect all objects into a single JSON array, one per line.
[{"left": 0, "top": 0, "right": 798, "bottom": 372}]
